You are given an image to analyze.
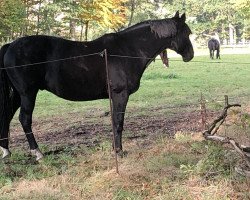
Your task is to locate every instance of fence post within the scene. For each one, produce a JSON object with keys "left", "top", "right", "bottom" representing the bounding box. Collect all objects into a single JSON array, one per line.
[{"left": 104, "top": 49, "right": 119, "bottom": 174}]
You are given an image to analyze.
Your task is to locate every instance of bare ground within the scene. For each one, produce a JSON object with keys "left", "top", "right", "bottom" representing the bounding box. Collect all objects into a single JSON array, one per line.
[{"left": 9, "top": 108, "right": 220, "bottom": 151}]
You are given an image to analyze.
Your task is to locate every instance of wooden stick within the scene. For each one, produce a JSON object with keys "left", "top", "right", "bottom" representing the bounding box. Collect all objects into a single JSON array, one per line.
[
  {"left": 104, "top": 49, "right": 119, "bottom": 174},
  {"left": 203, "top": 95, "right": 250, "bottom": 176},
  {"left": 204, "top": 96, "right": 240, "bottom": 136},
  {"left": 200, "top": 93, "right": 207, "bottom": 130}
]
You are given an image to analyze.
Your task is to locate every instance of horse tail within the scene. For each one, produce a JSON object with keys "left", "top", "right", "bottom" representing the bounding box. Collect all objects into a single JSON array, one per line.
[{"left": 0, "top": 43, "right": 19, "bottom": 148}]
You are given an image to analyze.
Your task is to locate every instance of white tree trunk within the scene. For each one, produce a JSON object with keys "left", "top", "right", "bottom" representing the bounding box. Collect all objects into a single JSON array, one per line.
[{"left": 229, "top": 23, "right": 235, "bottom": 45}]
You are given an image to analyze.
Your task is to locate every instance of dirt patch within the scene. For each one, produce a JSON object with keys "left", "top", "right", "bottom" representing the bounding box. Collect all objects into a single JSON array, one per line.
[{"left": 9, "top": 109, "right": 219, "bottom": 150}]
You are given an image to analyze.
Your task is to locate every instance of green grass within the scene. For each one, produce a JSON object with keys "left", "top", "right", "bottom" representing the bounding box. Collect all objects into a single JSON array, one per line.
[
  {"left": 1, "top": 54, "right": 250, "bottom": 199},
  {"left": 139, "top": 54, "right": 250, "bottom": 106},
  {"left": 0, "top": 145, "right": 80, "bottom": 188},
  {"left": 28, "top": 54, "right": 250, "bottom": 120}
]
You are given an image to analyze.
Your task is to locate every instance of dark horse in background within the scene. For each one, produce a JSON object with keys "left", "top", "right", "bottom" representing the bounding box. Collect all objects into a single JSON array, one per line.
[
  {"left": 0, "top": 11, "right": 193, "bottom": 160},
  {"left": 208, "top": 38, "right": 220, "bottom": 59}
]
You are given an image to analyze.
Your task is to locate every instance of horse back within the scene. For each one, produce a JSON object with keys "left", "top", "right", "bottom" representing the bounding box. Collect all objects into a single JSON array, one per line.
[
  {"left": 4, "top": 35, "right": 108, "bottom": 100},
  {"left": 208, "top": 38, "right": 220, "bottom": 50}
]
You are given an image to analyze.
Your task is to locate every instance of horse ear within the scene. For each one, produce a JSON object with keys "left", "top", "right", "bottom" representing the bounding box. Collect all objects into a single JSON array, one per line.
[
  {"left": 174, "top": 11, "right": 179, "bottom": 18},
  {"left": 180, "top": 13, "right": 186, "bottom": 22}
]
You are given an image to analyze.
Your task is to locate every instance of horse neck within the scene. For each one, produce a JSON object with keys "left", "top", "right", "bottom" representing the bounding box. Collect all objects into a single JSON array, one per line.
[
  {"left": 118, "top": 31, "right": 171, "bottom": 72},
  {"left": 120, "top": 31, "right": 169, "bottom": 56},
  {"left": 126, "top": 33, "right": 167, "bottom": 50}
]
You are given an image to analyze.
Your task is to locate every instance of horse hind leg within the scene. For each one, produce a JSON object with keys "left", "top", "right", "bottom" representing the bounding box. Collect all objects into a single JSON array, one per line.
[
  {"left": 0, "top": 85, "right": 21, "bottom": 158},
  {"left": 19, "top": 91, "right": 43, "bottom": 161},
  {"left": 0, "top": 112, "right": 11, "bottom": 159},
  {"left": 216, "top": 49, "right": 220, "bottom": 59},
  {"left": 209, "top": 49, "right": 214, "bottom": 59},
  {"left": 212, "top": 50, "right": 215, "bottom": 59}
]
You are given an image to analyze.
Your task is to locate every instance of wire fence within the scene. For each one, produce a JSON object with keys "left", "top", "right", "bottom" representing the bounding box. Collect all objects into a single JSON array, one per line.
[
  {"left": 1, "top": 50, "right": 250, "bottom": 145},
  {"left": 4, "top": 92, "right": 250, "bottom": 144},
  {"left": 0, "top": 50, "right": 250, "bottom": 70}
]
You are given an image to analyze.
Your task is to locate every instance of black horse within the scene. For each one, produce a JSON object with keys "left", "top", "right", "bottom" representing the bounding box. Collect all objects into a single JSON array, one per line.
[
  {"left": 208, "top": 38, "right": 220, "bottom": 59},
  {"left": 0, "top": 11, "right": 193, "bottom": 160}
]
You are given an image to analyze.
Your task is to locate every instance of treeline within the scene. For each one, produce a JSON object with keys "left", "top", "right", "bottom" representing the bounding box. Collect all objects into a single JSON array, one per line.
[
  {"left": 0, "top": 0, "right": 127, "bottom": 42},
  {"left": 0, "top": 0, "right": 249, "bottom": 45}
]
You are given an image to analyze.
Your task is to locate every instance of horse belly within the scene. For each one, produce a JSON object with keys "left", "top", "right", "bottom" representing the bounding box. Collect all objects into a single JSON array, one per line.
[{"left": 45, "top": 65, "right": 108, "bottom": 101}]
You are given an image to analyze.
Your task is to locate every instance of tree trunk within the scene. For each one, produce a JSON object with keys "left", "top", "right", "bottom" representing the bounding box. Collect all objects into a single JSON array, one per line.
[
  {"left": 84, "top": 21, "right": 89, "bottom": 41},
  {"left": 229, "top": 23, "right": 235, "bottom": 45},
  {"left": 70, "top": 19, "right": 76, "bottom": 40},
  {"left": 127, "top": 0, "right": 136, "bottom": 27},
  {"left": 25, "top": 0, "right": 30, "bottom": 35},
  {"left": 36, "top": 0, "right": 42, "bottom": 35},
  {"left": 80, "top": 21, "right": 84, "bottom": 41}
]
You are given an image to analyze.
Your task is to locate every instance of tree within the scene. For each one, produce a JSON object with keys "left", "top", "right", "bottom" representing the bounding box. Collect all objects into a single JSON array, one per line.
[
  {"left": 40, "top": 1, "right": 62, "bottom": 35},
  {"left": 56, "top": 0, "right": 82, "bottom": 40},
  {"left": 22, "top": 0, "right": 42, "bottom": 36},
  {"left": 79, "top": 0, "right": 128, "bottom": 41},
  {"left": 0, "top": 0, "right": 26, "bottom": 40},
  {"left": 230, "top": 0, "right": 250, "bottom": 40},
  {"left": 171, "top": 0, "right": 246, "bottom": 44},
  {"left": 0, "top": 0, "right": 249, "bottom": 44},
  {"left": 127, "top": 0, "right": 166, "bottom": 25},
  {"left": 127, "top": 0, "right": 135, "bottom": 27}
]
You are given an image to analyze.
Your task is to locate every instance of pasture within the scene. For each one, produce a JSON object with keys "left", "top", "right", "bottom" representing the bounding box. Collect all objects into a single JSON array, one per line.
[{"left": 1, "top": 53, "right": 250, "bottom": 199}]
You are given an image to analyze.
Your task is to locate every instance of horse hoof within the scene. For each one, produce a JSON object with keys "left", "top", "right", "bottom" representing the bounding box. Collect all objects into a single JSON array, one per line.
[
  {"left": 115, "top": 150, "right": 128, "bottom": 158},
  {"left": 31, "top": 148, "right": 44, "bottom": 161},
  {"left": 0, "top": 147, "right": 11, "bottom": 159}
]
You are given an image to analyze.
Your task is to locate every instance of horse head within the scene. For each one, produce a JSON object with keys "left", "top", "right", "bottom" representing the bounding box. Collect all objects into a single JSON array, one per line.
[
  {"left": 170, "top": 11, "right": 194, "bottom": 62},
  {"left": 149, "top": 11, "right": 194, "bottom": 62}
]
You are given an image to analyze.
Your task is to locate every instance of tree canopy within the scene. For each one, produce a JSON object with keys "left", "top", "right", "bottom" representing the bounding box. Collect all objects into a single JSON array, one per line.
[{"left": 0, "top": 0, "right": 249, "bottom": 45}]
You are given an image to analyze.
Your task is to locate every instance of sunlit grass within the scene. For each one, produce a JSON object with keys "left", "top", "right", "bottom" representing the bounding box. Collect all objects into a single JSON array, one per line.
[
  {"left": 30, "top": 54, "right": 250, "bottom": 120},
  {"left": 1, "top": 134, "right": 249, "bottom": 199},
  {"left": 1, "top": 54, "right": 250, "bottom": 199}
]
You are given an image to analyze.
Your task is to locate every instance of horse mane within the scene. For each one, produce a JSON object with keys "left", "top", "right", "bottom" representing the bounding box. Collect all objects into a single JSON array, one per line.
[
  {"left": 149, "top": 19, "right": 177, "bottom": 38},
  {"left": 118, "top": 19, "right": 177, "bottom": 39}
]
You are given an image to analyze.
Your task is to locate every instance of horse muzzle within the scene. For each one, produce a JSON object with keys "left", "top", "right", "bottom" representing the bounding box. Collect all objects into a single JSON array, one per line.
[
  {"left": 182, "top": 48, "right": 194, "bottom": 62},
  {"left": 183, "top": 55, "right": 193, "bottom": 62}
]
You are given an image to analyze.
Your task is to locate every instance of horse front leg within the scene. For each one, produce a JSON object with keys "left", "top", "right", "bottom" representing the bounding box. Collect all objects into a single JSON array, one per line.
[
  {"left": 111, "top": 90, "right": 129, "bottom": 155},
  {"left": 19, "top": 92, "right": 43, "bottom": 161}
]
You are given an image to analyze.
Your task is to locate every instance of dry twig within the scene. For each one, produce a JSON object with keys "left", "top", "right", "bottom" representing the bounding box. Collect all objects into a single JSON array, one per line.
[{"left": 202, "top": 95, "right": 250, "bottom": 177}]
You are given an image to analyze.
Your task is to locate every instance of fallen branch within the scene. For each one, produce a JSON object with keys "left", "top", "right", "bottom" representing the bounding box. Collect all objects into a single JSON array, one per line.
[
  {"left": 235, "top": 166, "right": 250, "bottom": 177},
  {"left": 202, "top": 95, "right": 250, "bottom": 177},
  {"left": 204, "top": 95, "right": 241, "bottom": 136}
]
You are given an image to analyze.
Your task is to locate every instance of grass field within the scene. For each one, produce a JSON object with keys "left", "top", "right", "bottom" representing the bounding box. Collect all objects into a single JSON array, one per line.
[
  {"left": 24, "top": 53, "right": 250, "bottom": 118},
  {"left": 1, "top": 54, "right": 250, "bottom": 199}
]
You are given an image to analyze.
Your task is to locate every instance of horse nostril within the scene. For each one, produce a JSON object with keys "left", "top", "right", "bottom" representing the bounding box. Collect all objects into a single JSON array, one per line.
[{"left": 183, "top": 53, "right": 193, "bottom": 62}]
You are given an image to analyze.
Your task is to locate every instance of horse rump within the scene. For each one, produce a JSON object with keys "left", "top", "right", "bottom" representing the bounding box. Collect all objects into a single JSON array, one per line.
[{"left": 208, "top": 39, "right": 220, "bottom": 59}]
